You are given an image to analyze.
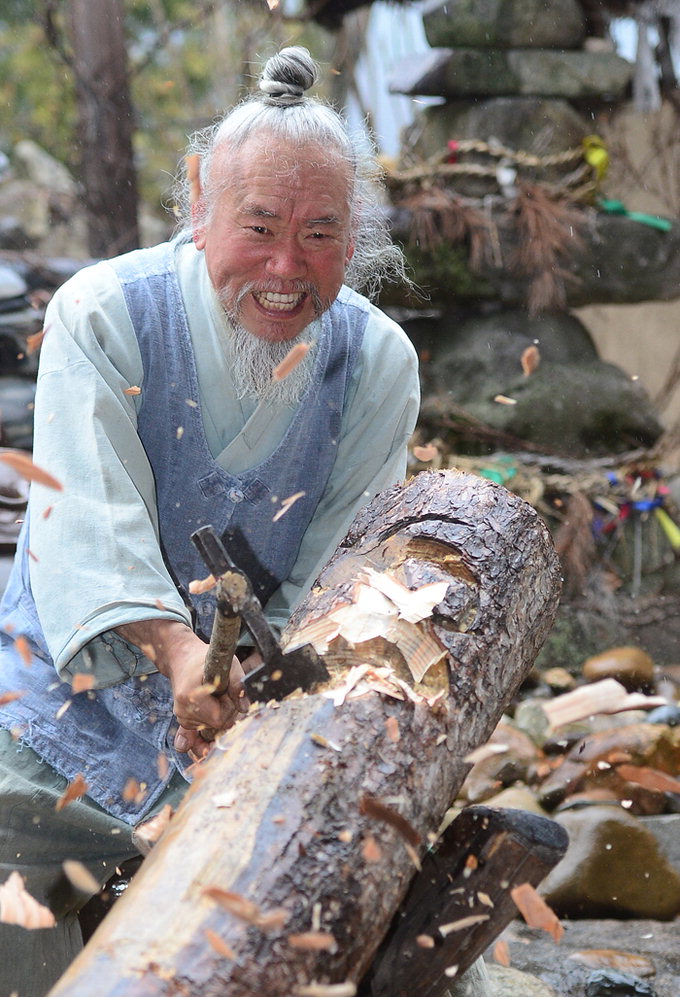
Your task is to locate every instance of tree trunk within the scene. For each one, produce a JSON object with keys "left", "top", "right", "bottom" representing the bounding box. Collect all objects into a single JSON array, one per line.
[
  {"left": 50, "top": 469, "right": 561, "bottom": 997},
  {"left": 69, "top": 0, "right": 139, "bottom": 257}
]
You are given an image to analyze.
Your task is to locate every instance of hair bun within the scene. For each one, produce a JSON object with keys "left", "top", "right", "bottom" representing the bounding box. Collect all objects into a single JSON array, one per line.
[{"left": 259, "top": 47, "right": 319, "bottom": 106}]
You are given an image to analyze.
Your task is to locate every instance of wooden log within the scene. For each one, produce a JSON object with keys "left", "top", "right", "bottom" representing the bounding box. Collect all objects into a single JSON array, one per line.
[
  {"left": 50, "top": 469, "right": 561, "bottom": 997},
  {"left": 362, "top": 805, "right": 569, "bottom": 997}
]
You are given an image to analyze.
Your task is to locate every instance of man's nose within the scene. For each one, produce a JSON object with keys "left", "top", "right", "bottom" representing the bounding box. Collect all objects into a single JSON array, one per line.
[{"left": 266, "top": 237, "right": 306, "bottom": 279}]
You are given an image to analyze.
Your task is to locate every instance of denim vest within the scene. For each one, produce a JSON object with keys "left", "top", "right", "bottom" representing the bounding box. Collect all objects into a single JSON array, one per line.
[{"left": 0, "top": 243, "right": 367, "bottom": 822}]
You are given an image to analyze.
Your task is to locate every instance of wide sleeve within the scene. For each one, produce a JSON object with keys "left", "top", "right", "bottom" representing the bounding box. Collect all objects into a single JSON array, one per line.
[
  {"left": 28, "top": 262, "right": 191, "bottom": 686},
  {"left": 264, "top": 306, "right": 420, "bottom": 632}
]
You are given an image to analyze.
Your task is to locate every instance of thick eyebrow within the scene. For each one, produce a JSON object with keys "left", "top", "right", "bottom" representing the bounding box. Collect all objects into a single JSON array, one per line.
[{"left": 238, "top": 203, "right": 342, "bottom": 227}]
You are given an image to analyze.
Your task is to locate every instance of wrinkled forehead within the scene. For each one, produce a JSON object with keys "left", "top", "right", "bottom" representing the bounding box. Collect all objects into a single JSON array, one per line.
[{"left": 209, "top": 133, "right": 354, "bottom": 197}]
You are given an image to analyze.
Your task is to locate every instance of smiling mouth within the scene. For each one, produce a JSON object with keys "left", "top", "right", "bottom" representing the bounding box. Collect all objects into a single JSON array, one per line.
[{"left": 253, "top": 291, "right": 306, "bottom": 313}]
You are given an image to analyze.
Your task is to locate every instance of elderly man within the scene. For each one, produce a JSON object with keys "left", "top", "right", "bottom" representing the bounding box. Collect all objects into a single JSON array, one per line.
[{"left": 0, "top": 47, "right": 489, "bottom": 997}]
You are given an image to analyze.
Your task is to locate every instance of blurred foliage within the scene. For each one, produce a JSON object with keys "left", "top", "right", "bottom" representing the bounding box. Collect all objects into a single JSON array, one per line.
[{"left": 0, "top": 0, "right": 334, "bottom": 217}]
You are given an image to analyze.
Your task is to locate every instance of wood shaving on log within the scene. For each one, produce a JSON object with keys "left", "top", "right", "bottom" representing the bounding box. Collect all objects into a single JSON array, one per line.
[
  {"left": 287, "top": 932, "right": 338, "bottom": 952},
  {"left": 295, "top": 984, "right": 356, "bottom": 997}
]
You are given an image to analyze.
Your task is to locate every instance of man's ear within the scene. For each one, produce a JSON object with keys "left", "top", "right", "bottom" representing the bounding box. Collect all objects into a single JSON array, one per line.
[
  {"left": 346, "top": 241, "right": 355, "bottom": 264},
  {"left": 192, "top": 202, "right": 207, "bottom": 250}
]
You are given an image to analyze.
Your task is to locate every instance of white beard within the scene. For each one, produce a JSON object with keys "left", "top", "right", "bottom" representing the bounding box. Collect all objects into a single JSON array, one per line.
[{"left": 224, "top": 319, "right": 319, "bottom": 405}]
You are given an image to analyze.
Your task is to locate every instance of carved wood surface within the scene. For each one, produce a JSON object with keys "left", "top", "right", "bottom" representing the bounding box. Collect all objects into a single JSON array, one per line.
[{"left": 50, "top": 469, "right": 561, "bottom": 996}]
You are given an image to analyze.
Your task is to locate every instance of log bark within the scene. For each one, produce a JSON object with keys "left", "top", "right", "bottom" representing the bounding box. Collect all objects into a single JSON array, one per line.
[{"left": 50, "top": 469, "right": 561, "bottom": 997}]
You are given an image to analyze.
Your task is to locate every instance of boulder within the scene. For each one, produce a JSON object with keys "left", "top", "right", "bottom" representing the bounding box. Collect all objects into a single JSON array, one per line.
[
  {"left": 540, "top": 806, "right": 680, "bottom": 919},
  {"left": 583, "top": 647, "right": 656, "bottom": 692},
  {"left": 422, "top": 0, "right": 585, "bottom": 50},
  {"left": 391, "top": 48, "right": 633, "bottom": 100}
]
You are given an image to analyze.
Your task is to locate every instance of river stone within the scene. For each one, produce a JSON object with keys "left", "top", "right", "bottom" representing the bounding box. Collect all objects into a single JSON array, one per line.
[
  {"left": 584, "top": 968, "right": 658, "bottom": 996},
  {"left": 487, "top": 964, "right": 560, "bottom": 995},
  {"left": 639, "top": 814, "right": 680, "bottom": 873},
  {"left": 539, "top": 806, "right": 680, "bottom": 919},
  {"left": 419, "top": 310, "right": 662, "bottom": 457},
  {"left": 12, "top": 139, "right": 77, "bottom": 196},
  {"left": 422, "top": 0, "right": 585, "bottom": 50},
  {"left": 583, "top": 647, "right": 656, "bottom": 692},
  {"left": 391, "top": 48, "right": 633, "bottom": 100}
]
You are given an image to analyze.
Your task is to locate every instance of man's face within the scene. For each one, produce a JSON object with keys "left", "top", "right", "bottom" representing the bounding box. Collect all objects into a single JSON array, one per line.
[{"left": 193, "top": 136, "right": 355, "bottom": 342}]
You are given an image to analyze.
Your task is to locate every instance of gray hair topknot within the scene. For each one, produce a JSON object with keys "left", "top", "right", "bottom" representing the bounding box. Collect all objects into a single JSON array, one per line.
[{"left": 172, "top": 46, "right": 410, "bottom": 300}]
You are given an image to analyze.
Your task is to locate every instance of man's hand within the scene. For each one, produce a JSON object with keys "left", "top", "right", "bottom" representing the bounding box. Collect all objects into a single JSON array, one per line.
[{"left": 114, "top": 619, "right": 249, "bottom": 759}]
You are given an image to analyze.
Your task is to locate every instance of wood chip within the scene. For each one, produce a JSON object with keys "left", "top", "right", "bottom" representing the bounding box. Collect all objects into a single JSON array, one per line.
[
  {"left": 477, "top": 891, "right": 494, "bottom": 907},
  {"left": 521, "top": 344, "right": 540, "bottom": 376},
  {"left": 55, "top": 699, "right": 72, "bottom": 719},
  {"left": 188, "top": 574, "right": 216, "bottom": 595},
  {"left": 157, "top": 753, "right": 170, "bottom": 779},
  {"left": 0, "top": 872, "right": 56, "bottom": 929},
  {"left": 287, "top": 931, "right": 337, "bottom": 952},
  {"left": 55, "top": 773, "right": 89, "bottom": 811},
  {"left": 0, "top": 453, "right": 62, "bottom": 491},
  {"left": 362, "top": 836, "right": 382, "bottom": 862},
  {"left": 413, "top": 443, "right": 439, "bottom": 462},
  {"left": 272, "top": 342, "right": 310, "bottom": 381},
  {"left": 204, "top": 928, "right": 236, "bottom": 959},
  {"left": 384, "top": 716, "right": 400, "bottom": 743},
  {"left": 202, "top": 887, "right": 289, "bottom": 930},
  {"left": 542, "top": 679, "right": 666, "bottom": 728},
  {"left": 14, "top": 635, "right": 32, "bottom": 666},
  {"left": 0, "top": 690, "right": 24, "bottom": 707},
  {"left": 416, "top": 934, "right": 435, "bottom": 948},
  {"left": 133, "top": 804, "right": 173, "bottom": 854},
  {"left": 62, "top": 860, "right": 100, "bottom": 896},
  {"left": 493, "top": 939, "right": 512, "bottom": 966},
  {"left": 494, "top": 394, "right": 517, "bottom": 405},
  {"left": 464, "top": 742, "right": 508, "bottom": 765},
  {"left": 439, "top": 914, "right": 490, "bottom": 936},
  {"left": 124, "top": 385, "right": 142, "bottom": 396},
  {"left": 273, "top": 491, "right": 306, "bottom": 523},
  {"left": 122, "top": 778, "right": 147, "bottom": 805},
  {"left": 511, "top": 882, "right": 563, "bottom": 942},
  {"left": 71, "top": 673, "right": 95, "bottom": 694},
  {"left": 26, "top": 328, "right": 47, "bottom": 354}
]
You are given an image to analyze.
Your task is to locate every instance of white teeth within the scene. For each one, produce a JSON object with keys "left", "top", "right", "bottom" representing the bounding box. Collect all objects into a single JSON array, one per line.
[{"left": 254, "top": 291, "right": 304, "bottom": 312}]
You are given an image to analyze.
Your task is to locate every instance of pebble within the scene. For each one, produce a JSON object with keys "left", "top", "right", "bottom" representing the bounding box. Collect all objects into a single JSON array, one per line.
[
  {"left": 487, "top": 964, "right": 559, "bottom": 996},
  {"left": 540, "top": 806, "right": 680, "bottom": 919},
  {"left": 583, "top": 647, "right": 655, "bottom": 692},
  {"left": 584, "top": 968, "right": 658, "bottom": 996},
  {"left": 646, "top": 704, "right": 680, "bottom": 727}
]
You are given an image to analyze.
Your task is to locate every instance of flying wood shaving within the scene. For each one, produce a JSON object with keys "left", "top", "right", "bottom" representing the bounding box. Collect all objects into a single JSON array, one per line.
[
  {"left": 55, "top": 773, "right": 89, "bottom": 811},
  {"left": 272, "top": 343, "right": 310, "bottom": 381},
  {"left": 204, "top": 929, "right": 236, "bottom": 959},
  {"left": 133, "top": 804, "right": 173, "bottom": 854},
  {"left": 26, "top": 328, "right": 47, "bottom": 354},
  {"left": 616, "top": 764, "right": 680, "bottom": 794},
  {"left": 188, "top": 574, "right": 216, "bottom": 595},
  {"left": 71, "top": 673, "right": 95, "bottom": 694},
  {"left": 62, "top": 860, "right": 100, "bottom": 896},
  {"left": 202, "top": 887, "right": 289, "bottom": 930},
  {"left": 140, "top": 642, "right": 157, "bottom": 663},
  {"left": 0, "top": 872, "right": 56, "bottom": 929},
  {"left": 0, "top": 690, "right": 25, "bottom": 706},
  {"left": 413, "top": 443, "right": 439, "bottom": 462},
  {"left": 493, "top": 939, "right": 512, "bottom": 966},
  {"left": 439, "top": 914, "right": 490, "bottom": 936},
  {"left": 362, "top": 836, "right": 382, "bottom": 862},
  {"left": 124, "top": 385, "right": 141, "bottom": 396},
  {"left": 13, "top": 636, "right": 32, "bottom": 665},
  {"left": 310, "top": 732, "right": 341, "bottom": 751},
  {"left": 157, "top": 753, "right": 170, "bottom": 779},
  {"left": 287, "top": 932, "right": 337, "bottom": 952},
  {"left": 541, "top": 678, "right": 666, "bottom": 728},
  {"left": 494, "top": 394, "right": 517, "bottom": 405},
  {"left": 477, "top": 891, "right": 494, "bottom": 907},
  {"left": 273, "top": 491, "right": 306, "bottom": 523},
  {"left": 295, "top": 984, "right": 356, "bottom": 997},
  {"left": 521, "top": 344, "right": 541, "bottom": 376},
  {"left": 385, "top": 716, "right": 400, "bottom": 742},
  {"left": 360, "top": 794, "right": 421, "bottom": 847},
  {"left": 0, "top": 452, "right": 63, "bottom": 491},
  {"left": 416, "top": 934, "right": 435, "bottom": 948},
  {"left": 55, "top": 699, "right": 72, "bottom": 719},
  {"left": 122, "top": 778, "right": 147, "bottom": 804},
  {"left": 511, "top": 882, "right": 563, "bottom": 942},
  {"left": 266, "top": 0, "right": 280, "bottom": 9}
]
